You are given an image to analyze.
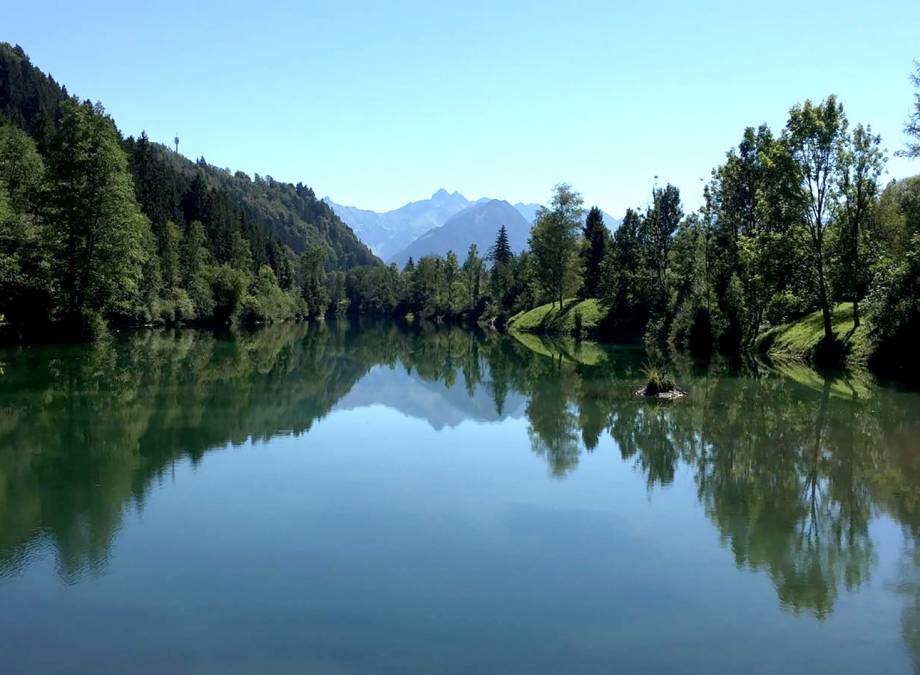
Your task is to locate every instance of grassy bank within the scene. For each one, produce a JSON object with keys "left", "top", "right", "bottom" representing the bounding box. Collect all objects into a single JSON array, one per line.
[
  {"left": 755, "top": 303, "right": 873, "bottom": 366},
  {"left": 508, "top": 298, "right": 604, "bottom": 336}
]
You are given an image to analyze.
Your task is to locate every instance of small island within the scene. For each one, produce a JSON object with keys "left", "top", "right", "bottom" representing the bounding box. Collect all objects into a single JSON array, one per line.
[{"left": 636, "top": 365, "right": 686, "bottom": 399}]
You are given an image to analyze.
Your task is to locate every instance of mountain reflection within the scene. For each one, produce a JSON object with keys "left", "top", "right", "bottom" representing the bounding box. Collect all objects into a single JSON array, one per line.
[{"left": 1, "top": 321, "right": 920, "bottom": 635}]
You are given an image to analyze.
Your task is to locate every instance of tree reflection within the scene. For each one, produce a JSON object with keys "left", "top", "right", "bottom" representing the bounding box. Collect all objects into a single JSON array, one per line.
[
  {"left": 506, "top": 336, "right": 918, "bottom": 621},
  {"left": 1, "top": 321, "right": 919, "bottom": 635}
]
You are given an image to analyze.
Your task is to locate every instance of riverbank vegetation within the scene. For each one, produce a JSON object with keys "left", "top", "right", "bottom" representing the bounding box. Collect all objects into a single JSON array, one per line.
[{"left": 1, "top": 43, "right": 918, "bottom": 378}]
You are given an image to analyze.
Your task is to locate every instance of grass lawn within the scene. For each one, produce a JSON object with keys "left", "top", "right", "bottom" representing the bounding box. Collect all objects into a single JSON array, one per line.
[
  {"left": 755, "top": 302, "right": 872, "bottom": 365},
  {"left": 509, "top": 298, "right": 604, "bottom": 335}
]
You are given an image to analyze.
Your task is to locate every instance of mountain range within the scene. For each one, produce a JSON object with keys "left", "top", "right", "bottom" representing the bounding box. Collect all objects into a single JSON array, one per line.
[
  {"left": 325, "top": 190, "right": 621, "bottom": 265},
  {"left": 388, "top": 199, "right": 530, "bottom": 267},
  {"left": 323, "top": 189, "right": 488, "bottom": 260}
]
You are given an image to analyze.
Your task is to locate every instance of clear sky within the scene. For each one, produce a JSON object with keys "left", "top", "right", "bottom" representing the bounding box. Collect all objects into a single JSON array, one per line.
[{"left": 6, "top": 0, "right": 919, "bottom": 215}]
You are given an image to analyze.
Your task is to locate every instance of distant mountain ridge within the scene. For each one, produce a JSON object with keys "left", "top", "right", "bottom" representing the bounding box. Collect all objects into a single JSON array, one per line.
[
  {"left": 389, "top": 199, "right": 531, "bottom": 267},
  {"left": 324, "top": 189, "right": 487, "bottom": 259},
  {"left": 326, "top": 190, "right": 622, "bottom": 263}
]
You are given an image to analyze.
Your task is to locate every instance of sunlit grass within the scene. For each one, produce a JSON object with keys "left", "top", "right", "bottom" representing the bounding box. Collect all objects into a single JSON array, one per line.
[
  {"left": 756, "top": 302, "right": 872, "bottom": 364},
  {"left": 509, "top": 298, "right": 604, "bottom": 335}
]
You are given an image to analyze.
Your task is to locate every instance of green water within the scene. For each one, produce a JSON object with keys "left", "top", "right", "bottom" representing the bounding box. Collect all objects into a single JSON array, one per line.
[{"left": 1, "top": 322, "right": 919, "bottom": 674}]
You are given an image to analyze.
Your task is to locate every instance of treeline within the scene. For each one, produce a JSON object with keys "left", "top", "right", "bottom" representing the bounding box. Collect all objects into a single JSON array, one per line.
[
  {"left": 0, "top": 43, "right": 376, "bottom": 337},
  {"left": 2, "top": 40, "right": 918, "bottom": 370},
  {"left": 340, "top": 68, "right": 920, "bottom": 374}
]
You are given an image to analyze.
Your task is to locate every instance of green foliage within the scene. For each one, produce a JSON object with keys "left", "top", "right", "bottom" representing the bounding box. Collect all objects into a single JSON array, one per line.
[
  {"left": 45, "top": 99, "right": 151, "bottom": 329},
  {"left": 299, "top": 245, "right": 329, "bottom": 318},
  {"left": 580, "top": 206, "right": 608, "bottom": 299},
  {"left": 0, "top": 43, "right": 65, "bottom": 150},
  {"left": 345, "top": 264, "right": 401, "bottom": 315},
  {"left": 0, "top": 42, "right": 379, "bottom": 335},
  {"left": 667, "top": 214, "right": 714, "bottom": 354},
  {"left": 240, "top": 265, "right": 301, "bottom": 325},
  {"left": 784, "top": 95, "right": 848, "bottom": 343},
  {"left": 703, "top": 125, "right": 803, "bottom": 351},
  {"left": 208, "top": 264, "right": 251, "bottom": 324},
  {"left": 601, "top": 208, "right": 648, "bottom": 338},
  {"left": 864, "top": 177, "right": 920, "bottom": 377},
  {"left": 462, "top": 244, "right": 485, "bottom": 313},
  {"left": 489, "top": 224, "right": 513, "bottom": 266},
  {"left": 0, "top": 123, "right": 52, "bottom": 325},
  {"left": 529, "top": 184, "right": 584, "bottom": 308},
  {"left": 159, "top": 220, "right": 181, "bottom": 291},
  {"left": 641, "top": 183, "right": 683, "bottom": 290},
  {"left": 833, "top": 124, "right": 884, "bottom": 327},
  {"left": 180, "top": 220, "right": 213, "bottom": 319}
]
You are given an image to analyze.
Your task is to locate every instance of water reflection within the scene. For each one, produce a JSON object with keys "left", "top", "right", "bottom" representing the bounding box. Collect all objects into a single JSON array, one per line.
[{"left": 1, "top": 320, "right": 919, "bottom": 635}]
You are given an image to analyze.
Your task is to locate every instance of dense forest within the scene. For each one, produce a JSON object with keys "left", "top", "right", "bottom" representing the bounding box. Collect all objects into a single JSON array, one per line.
[
  {"left": 1, "top": 43, "right": 918, "bottom": 377},
  {"left": 0, "top": 43, "right": 376, "bottom": 337}
]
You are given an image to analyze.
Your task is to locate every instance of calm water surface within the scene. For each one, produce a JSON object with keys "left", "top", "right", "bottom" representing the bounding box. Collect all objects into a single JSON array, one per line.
[{"left": 1, "top": 322, "right": 920, "bottom": 674}]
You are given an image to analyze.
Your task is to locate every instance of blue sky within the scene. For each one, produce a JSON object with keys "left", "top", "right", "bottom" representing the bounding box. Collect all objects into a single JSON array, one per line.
[{"left": 6, "top": 0, "right": 919, "bottom": 215}]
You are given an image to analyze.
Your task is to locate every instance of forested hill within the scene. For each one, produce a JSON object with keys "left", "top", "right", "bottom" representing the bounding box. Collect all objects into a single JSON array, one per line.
[
  {"left": 127, "top": 138, "right": 378, "bottom": 270},
  {"left": 0, "top": 42, "right": 377, "bottom": 334}
]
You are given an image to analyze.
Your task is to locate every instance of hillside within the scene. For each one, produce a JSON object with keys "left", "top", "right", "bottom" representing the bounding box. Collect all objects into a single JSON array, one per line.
[
  {"left": 509, "top": 298, "right": 605, "bottom": 337},
  {"left": 389, "top": 199, "right": 530, "bottom": 266},
  {"left": 0, "top": 42, "right": 377, "bottom": 272},
  {"left": 755, "top": 303, "right": 872, "bottom": 366}
]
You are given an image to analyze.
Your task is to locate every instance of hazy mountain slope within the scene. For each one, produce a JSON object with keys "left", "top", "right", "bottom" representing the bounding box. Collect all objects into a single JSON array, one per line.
[
  {"left": 389, "top": 199, "right": 531, "bottom": 266},
  {"left": 324, "top": 189, "right": 483, "bottom": 259}
]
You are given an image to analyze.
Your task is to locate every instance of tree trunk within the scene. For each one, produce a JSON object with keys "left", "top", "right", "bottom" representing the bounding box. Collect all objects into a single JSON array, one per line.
[
  {"left": 820, "top": 297, "right": 833, "bottom": 343},
  {"left": 816, "top": 255, "right": 833, "bottom": 343},
  {"left": 853, "top": 299, "right": 860, "bottom": 328}
]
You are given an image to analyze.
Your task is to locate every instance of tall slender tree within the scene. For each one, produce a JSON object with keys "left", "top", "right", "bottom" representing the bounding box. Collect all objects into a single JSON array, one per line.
[
  {"left": 530, "top": 184, "right": 584, "bottom": 308},
  {"left": 462, "top": 244, "right": 484, "bottom": 312},
  {"left": 580, "top": 206, "right": 608, "bottom": 299},
  {"left": 784, "top": 96, "right": 847, "bottom": 343},
  {"left": 489, "top": 226, "right": 514, "bottom": 310},
  {"left": 299, "top": 245, "right": 328, "bottom": 318},
  {"left": 836, "top": 124, "right": 884, "bottom": 326},
  {"left": 489, "top": 225, "right": 513, "bottom": 266},
  {"left": 641, "top": 183, "right": 683, "bottom": 289}
]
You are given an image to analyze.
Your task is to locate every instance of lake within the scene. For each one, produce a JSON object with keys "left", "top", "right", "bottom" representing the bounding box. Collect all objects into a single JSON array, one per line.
[{"left": 1, "top": 321, "right": 919, "bottom": 674}]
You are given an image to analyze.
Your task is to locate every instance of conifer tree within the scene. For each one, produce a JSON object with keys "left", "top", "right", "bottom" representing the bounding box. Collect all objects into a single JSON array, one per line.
[{"left": 580, "top": 206, "right": 608, "bottom": 298}]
